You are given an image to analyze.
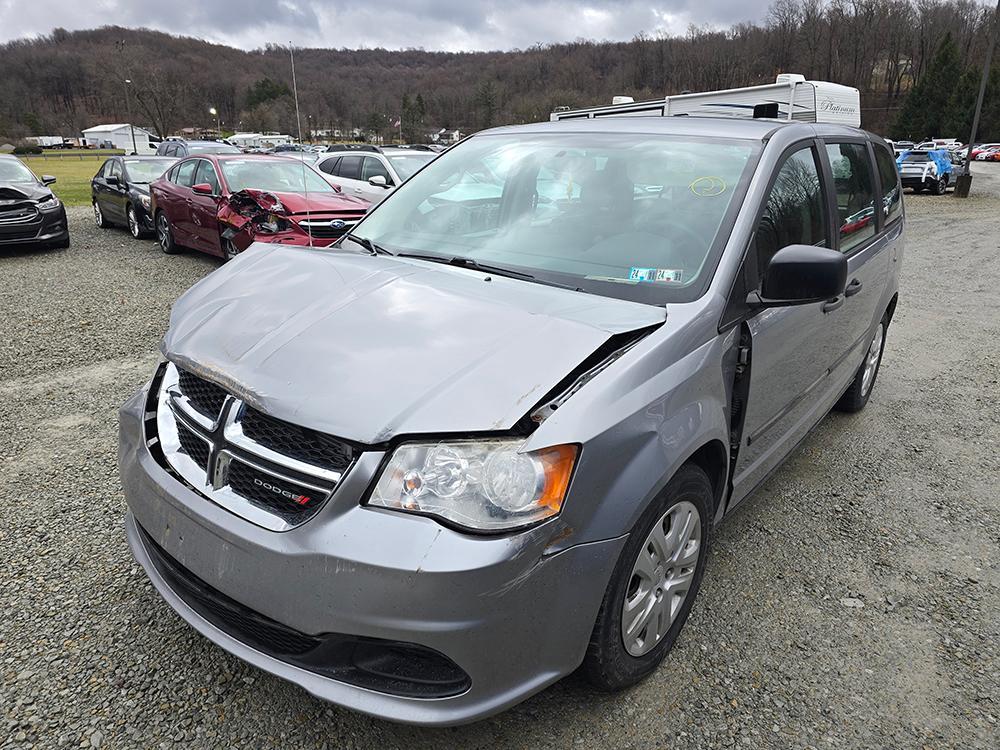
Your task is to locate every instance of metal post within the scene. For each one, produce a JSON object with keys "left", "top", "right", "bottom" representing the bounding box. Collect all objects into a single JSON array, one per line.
[
  {"left": 124, "top": 79, "right": 137, "bottom": 155},
  {"left": 956, "top": 0, "right": 1000, "bottom": 198}
]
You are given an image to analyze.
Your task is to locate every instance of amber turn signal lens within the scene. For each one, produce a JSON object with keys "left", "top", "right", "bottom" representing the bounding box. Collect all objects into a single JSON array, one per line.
[{"left": 534, "top": 444, "right": 579, "bottom": 511}]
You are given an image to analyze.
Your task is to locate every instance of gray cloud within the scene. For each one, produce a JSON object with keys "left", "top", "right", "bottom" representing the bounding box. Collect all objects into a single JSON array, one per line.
[{"left": 0, "top": 0, "right": 770, "bottom": 51}]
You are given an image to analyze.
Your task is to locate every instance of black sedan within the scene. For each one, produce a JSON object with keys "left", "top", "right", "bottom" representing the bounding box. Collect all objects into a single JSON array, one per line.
[
  {"left": 92, "top": 156, "right": 176, "bottom": 238},
  {"left": 0, "top": 155, "right": 69, "bottom": 249}
]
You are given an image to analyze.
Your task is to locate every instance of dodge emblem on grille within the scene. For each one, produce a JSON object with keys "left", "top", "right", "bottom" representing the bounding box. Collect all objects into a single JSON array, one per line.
[{"left": 252, "top": 477, "right": 311, "bottom": 505}]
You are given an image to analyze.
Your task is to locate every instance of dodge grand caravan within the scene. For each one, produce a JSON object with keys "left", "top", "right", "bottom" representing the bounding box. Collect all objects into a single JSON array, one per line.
[{"left": 119, "top": 117, "right": 903, "bottom": 725}]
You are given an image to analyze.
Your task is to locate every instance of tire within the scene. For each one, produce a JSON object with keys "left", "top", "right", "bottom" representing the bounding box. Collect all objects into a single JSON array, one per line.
[
  {"left": 930, "top": 176, "right": 945, "bottom": 195},
  {"left": 834, "top": 313, "right": 888, "bottom": 413},
  {"left": 127, "top": 205, "right": 144, "bottom": 239},
  {"left": 222, "top": 237, "right": 240, "bottom": 261},
  {"left": 93, "top": 201, "right": 110, "bottom": 228},
  {"left": 582, "top": 464, "right": 712, "bottom": 691},
  {"left": 156, "top": 211, "right": 179, "bottom": 254}
]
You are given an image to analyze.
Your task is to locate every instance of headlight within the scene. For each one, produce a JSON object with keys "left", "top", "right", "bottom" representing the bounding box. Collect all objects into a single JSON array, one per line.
[
  {"left": 36, "top": 195, "right": 61, "bottom": 210},
  {"left": 139, "top": 194, "right": 151, "bottom": 209},
  {"left": 368, "top": 439, "right": 578, "bottom": 532}
]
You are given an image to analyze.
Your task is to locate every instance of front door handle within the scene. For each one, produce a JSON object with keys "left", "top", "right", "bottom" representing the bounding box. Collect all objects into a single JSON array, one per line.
[
  {"left": 844, "top": 278, "right": 863, "bottom": 297},
  {"left": 822, "top": 296, "right": 844, "bottom": 313}
]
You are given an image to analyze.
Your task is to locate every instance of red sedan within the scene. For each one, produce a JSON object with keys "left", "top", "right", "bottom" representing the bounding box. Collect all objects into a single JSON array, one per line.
[{"left": 149, "top": 155, "right": 369, "bottom": 259}]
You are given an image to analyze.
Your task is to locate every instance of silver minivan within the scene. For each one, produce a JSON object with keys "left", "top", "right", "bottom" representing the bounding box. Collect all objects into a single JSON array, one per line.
[{"left": 119, "top": 116, "right": 902, "bottom": 726}]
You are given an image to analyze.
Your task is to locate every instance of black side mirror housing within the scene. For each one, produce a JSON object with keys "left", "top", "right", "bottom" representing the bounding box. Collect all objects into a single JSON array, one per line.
[
  {"left": 105, "top": 175, "right": 119, "bottom": 186},
  {"left": 750, "top": 244, "right": 847, "bottom": 307},
  {"left": 42, "top": 175, "right": 57, "bottom": 185}
]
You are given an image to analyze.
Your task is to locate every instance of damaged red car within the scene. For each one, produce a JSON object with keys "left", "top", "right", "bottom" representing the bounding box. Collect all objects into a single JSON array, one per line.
[{"left": 149, "top": 155, "right": 369, "bottom": 259}]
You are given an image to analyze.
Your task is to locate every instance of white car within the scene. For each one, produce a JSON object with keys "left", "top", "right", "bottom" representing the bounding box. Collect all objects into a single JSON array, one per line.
[{"left": 315, "top": 146, "right": 438, "bottom": 205}]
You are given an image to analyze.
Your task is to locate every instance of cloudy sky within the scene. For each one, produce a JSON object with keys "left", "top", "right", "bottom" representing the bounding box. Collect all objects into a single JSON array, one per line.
[{"left": 0, "top": 0, "right": 769, "bottom": 51}]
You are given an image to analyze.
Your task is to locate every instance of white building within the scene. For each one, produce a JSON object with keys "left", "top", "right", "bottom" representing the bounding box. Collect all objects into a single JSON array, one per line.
[
  {"left": 428, "top": 128, "right": 463, "bottom": 144},
  {"left": 81, "top": 124, "right": 157, "bottom": 153},
  {"left": 229, "top": 132, "right": 294, "bottom": 148}
]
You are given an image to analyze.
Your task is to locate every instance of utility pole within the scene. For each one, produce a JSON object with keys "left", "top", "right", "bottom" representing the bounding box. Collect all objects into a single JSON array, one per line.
[
  {"left": 116, "top": 40, "right": 138, "bottom": 154},
  {"left": 123, "top": 79, "right": 137, "bottom": 154},
  {"left": 956, "top": 0, "right": 1000, "bottom": 198}
]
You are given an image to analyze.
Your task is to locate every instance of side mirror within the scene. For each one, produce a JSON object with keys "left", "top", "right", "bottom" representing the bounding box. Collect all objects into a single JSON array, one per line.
[
  {"left": 42, "top": 175, "right": 57, "bottom": 185},
  {"left": 750, "top": 244, "right": 847, "bottom": 307},
  {"left": 368, "top": 175, "right": 390, "bottom": 188},
  {"left": 192, "top": 183, "right": 214, "bottom": 196}
]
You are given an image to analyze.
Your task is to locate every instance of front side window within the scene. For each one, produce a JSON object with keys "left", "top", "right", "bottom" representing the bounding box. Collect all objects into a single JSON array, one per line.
[
  {"left": 362, "top": 156, "right": 392, "bottom": 183},
  {"left": 109, "top": 160, "right": 123, "bottom": 180},
  {"left": 195, "top": 160, "right": 221, "bottom": 194},
  {"left": 174, "top": 159, "right": 198, "bottom": 188},
  {"left": 755, "top": 146, "right": 827, "bottom": 274},
  {"left": 825, "top": 142, "right": 876, "bottom": 253},
  {"left": 873, "top": 145, "right": 902, "bottom": 225}
]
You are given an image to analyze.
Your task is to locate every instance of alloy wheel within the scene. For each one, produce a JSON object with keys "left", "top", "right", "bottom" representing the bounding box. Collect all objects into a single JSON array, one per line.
[
  {"left": 93, "top": 202, "right": 103, "bottom": 228},
  {"left": 157, "top": 214, "right": 170, "bottom": 250},
  {"left": 861, "top": 323, "right": 884, "bottom": 396},
  {"left": 223, "top": 239, "right": 240, "bottom": 261},
  {"left": 621, "top": 500, "right": 702, "bottom": 657},
  {"left": 128, "top": 207, "right": 140, "bottom": 238}
]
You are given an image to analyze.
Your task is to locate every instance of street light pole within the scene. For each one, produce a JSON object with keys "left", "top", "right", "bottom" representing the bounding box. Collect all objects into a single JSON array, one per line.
[
  {"left": 123, "top": 79, "right": 137, "bottom": 154},
  {"left": 956, "top": 0, "right": 1000, "bottom": 198}
]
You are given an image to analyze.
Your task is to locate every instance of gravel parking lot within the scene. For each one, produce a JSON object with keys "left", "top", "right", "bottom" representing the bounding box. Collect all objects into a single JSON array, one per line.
[{"left": 2, "top": 167, "right": 998, "bottom": 750}]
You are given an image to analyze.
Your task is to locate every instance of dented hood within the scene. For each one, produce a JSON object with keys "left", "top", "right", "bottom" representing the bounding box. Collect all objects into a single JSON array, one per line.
[
  {"left": 163, "top": 243, "right": 665, "bottom": 444},
  {"left": 261, "top": 190, "right": 368, "bottom": 213}
]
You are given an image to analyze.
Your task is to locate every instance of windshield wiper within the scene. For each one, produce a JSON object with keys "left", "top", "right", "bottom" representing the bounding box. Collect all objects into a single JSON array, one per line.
[
  {"left": 341, "top": 233, "right": 392, "bottom": 256},
  {"left": 395, "top": 252, "right": 586, "bottom": 293}
]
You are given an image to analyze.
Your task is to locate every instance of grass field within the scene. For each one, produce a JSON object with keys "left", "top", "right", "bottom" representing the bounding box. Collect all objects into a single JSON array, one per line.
[{"left": 17, "top": 154, "right": 115, "bottom": 207}]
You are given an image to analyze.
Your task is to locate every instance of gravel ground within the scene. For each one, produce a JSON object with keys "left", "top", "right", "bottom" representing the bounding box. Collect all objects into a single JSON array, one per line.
[{"left": 2, "top": 168, "right": 998, "bottom": 750}]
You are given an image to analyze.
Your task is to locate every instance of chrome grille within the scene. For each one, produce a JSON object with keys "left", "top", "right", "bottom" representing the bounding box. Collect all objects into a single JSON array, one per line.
[{"left": 156, "top": 363, "right": 357, "bottom": 530}]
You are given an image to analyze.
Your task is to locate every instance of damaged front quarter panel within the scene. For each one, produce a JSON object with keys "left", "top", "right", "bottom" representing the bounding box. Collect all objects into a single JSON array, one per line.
[{"left": 218, "top": 189, "right": 292, "bottom": 252}]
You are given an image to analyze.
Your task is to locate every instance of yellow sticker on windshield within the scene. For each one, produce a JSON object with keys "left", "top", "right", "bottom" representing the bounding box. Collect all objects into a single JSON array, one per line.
[{"left": 690, "top": 176, "right": 727, "bottom": 197}]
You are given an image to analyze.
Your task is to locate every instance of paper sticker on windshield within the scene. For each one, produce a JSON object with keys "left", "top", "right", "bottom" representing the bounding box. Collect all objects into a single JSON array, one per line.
[
  {"left": 690, "top": 176, "right": 727, "bottom": 197},
  {"left": 628, "top": 267, "right": 683, "bottom": 283}
]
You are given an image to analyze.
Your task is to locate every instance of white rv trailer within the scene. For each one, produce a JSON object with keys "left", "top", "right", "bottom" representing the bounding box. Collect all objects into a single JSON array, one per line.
[{"left": 550, "top": 74, "right": 861, "bottom": 127}]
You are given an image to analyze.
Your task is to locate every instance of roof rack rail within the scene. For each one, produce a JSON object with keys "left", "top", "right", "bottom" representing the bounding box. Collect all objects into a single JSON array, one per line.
[{"left": 325, "top": 144, "right": 382, "bottom": 153}]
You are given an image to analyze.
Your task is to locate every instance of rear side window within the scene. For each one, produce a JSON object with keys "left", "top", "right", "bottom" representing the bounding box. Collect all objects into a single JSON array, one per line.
[
  {"left": 755, "top": 146, "right": 827, "bottom": 273},
  {"left": 175, "top": 160, "right": 198, "bottom": 188},
  {"left": 195, "top": 160, "right": 221, "bottom": 194},
  {"left": 825, "top": 143, "right": 876, "bottom": 253},
  {"left": 318, "top": 157, "right": 340, "bottom": 175},
  {"left": 337, "top": 155, "right": 363, "bottom": 180},
  {"left": 874, "top": 145, "right": 902, "bottom": 226}
]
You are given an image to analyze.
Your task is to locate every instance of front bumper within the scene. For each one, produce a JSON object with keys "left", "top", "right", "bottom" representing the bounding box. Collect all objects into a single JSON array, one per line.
[
  {"left": 0, "top": 205, "right": 68, "bottom": 247},
  {"left": 119, "top": 385, "right": 624, "bottom": 725}
]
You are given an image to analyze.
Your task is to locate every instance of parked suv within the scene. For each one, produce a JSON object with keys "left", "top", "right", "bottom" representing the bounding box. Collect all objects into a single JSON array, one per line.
[
  {"left": 156, "top": 139, "right": 241, "bottom": 158},
  {"left": 316, "top": 145, "right": 436, "bottom": 205},
  {"left": 120, "top": 117, "right": 902, "bottom": 726},
  {"left": 896, "top": 148, "right": 952, "bottom": 194}
]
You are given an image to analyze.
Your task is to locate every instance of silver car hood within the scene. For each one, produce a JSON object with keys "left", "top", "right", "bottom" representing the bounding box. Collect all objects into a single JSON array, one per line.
[{"left": 163, "top": 243, "right": 665, "bottom": 444}]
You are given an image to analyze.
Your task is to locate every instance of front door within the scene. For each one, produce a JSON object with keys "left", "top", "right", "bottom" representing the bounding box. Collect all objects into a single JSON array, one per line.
[
  {"left": 188, "top": 159, "right": 223, "bottom": 255},
  {"left": 730, "top": 143, "right": 849, "bottom": 502}
]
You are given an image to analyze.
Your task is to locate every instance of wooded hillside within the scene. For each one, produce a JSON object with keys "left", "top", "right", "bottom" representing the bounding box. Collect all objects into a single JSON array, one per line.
[{"left": 1, "top": 0, "right": 997, "bottom": 142}]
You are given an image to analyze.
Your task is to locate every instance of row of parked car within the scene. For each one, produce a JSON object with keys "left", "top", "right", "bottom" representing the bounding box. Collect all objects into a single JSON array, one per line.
[{"left": 88, "top": 144, "right": 438, "bottom": 260}]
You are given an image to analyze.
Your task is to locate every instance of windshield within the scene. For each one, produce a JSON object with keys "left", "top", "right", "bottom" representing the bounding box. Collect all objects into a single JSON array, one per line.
[
  {"left": 353, "top": 132, "right": 758, "bottom": 303},
  {"left": 188, "top": 143, "right": 241, "bottom": 154},
  {"left": 386, "top": 153, "right": 435, "bottom": 181},
  {"left": 0, "top": 159, "right": 38, "bottom": 183},
  {"left": 123, "top": 159, "right": 175, "bottom": 183},
  {"left": 220, "top": 159, "right": 335, "bottom": 193}
]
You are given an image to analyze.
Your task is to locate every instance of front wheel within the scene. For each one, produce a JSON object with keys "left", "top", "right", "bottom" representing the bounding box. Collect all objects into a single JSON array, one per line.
[
  {"left": 582, "top": 464, "right": 712, "bottom": 691},
  {"left": 127, "top": 205, "right": 144, "bottom": 238},
  {"left": 834, "top": 313, "right": 888, "bottom": 413},
  {"left": 930, "top": 176, "right": 946, "bottom": 195}
]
